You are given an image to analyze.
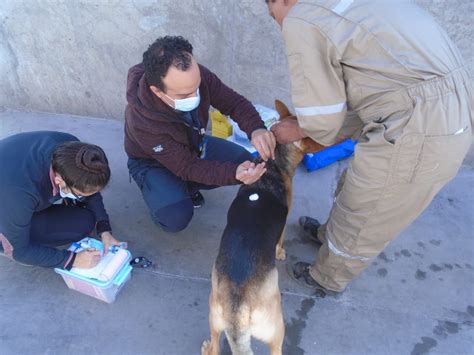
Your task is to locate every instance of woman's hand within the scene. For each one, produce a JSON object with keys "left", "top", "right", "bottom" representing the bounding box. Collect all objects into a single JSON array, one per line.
[
  {"left": 73, "top": 249, "right": 101, "bottom": 269},
  {"left": 251, "top": 129, "right": 276, "bottom": 161},
  {"left": 101, "top": 232, "right": 125, "bottom": 255},
  {"left": 236, "top": 161, "right": 266, "bottom": 185}
]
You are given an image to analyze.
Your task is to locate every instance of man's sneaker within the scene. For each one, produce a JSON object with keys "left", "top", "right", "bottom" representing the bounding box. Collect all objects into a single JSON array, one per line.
[
  {"left": 299, "top": 216, "right": 323, "bottom": 245},
  {"left": 286, "top": 261, "right": 339, "bottom": 297},
  {"left": 190, "top": 191, "right": 205, "bottom": 209}
]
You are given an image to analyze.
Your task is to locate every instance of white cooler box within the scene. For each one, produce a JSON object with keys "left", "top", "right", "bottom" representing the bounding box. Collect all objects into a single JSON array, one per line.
[{"left": 55, "top": 239, "right": 132, "bottom": 303}]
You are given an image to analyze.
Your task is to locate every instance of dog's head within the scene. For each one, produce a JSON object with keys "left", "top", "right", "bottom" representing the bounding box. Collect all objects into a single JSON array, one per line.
[{"left": 274, "top": 100, "right": 327, "bottom": 155}]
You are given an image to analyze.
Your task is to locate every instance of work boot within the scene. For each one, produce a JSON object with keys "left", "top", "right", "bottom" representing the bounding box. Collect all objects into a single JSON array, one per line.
[
  {"left": 286, "top": 261, "right": 339, "bottom": 297},
  {"left": 299, "top": 216, "right": 323, "bottom": 245},
  {"left": 190, "top": 191, "right": 205, "bottom": 209}
]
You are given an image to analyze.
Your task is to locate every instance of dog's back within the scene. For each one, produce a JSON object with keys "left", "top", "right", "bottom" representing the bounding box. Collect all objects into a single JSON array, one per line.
[
  {"left": 204, "top": 146, "right": 294, "bottom": 355},
  {"left": 216, "top": 187, "right": 288, "bottom": 286},
  {"left": 215, "top": 187, "right": 288, "bottom": 354}
]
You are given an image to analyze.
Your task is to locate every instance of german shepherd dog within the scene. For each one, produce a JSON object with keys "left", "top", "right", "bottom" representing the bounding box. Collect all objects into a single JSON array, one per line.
[{"left": 201, "top": 101, "right": 325, "bottom": 355}]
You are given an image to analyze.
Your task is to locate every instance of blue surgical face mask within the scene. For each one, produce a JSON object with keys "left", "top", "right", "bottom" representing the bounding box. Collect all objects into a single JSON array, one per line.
[
  {"left": 165, "top": 89, "right": 200, "bottom": 112},
  {"left": 59, "top": 186, "right": 84, "bottom": 201}
]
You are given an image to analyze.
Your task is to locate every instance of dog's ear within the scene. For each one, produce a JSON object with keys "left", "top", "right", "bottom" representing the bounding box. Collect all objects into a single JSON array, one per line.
[
  {"left": 275, "top": 100, "right": 292, "bottom": 119},
  {"left": 300, "top": 137, "right": 327, "bottom": 154}
]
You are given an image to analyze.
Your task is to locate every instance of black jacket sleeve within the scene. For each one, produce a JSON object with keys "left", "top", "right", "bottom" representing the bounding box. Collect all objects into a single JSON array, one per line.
[{"left": 82, "top": 192, "right": 112, "bottom": 234}]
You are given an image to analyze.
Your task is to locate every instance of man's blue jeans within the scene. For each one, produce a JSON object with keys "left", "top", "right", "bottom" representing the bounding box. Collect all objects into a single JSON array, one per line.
[{"left": 127, "top": 136, "right": 252, "bottom": 233}]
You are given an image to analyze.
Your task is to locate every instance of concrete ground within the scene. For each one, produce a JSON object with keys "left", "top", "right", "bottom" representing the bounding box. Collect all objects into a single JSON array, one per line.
[{"left": 0, "top": 108, "right": 473, "bottom": 355}]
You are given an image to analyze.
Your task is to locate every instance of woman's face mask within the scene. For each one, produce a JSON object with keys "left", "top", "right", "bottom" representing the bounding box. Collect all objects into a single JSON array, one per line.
[
  {"left": 163, "top": 89, "right": 200, "bottom": 112},
  {"left": 59, "top": 186, "right": 85, "bottom": 201}
]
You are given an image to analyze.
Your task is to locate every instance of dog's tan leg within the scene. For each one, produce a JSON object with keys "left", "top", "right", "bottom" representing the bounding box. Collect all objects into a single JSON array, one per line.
[
  {"left": 268, "top": 304, "right": 285, "bottom": 355},
  {"left": 202, "top": 291, "right": 223, "bottom": 355},
  {"left": 201, "top": 320, "right": 221, "bottom": 355},
  {"left": 276, "top": 227, "right": 286, "bottom": 261},
  {"left": 202, "top": 269, "right": 224, "bottom": 355},
  {"left": 201, "top": 339, "right": 213, "bottom": 355},
  {"left": 277, "top": 176, "right": 293, "bottom": 261},
  {"left": 251, "top": 271, "right": 284, "bottom": 355}
]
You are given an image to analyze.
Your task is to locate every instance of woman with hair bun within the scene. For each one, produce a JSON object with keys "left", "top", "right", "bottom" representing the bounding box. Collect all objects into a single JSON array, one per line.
[{"left": 0, "top": 131, "right": 124, "bottom": 270}]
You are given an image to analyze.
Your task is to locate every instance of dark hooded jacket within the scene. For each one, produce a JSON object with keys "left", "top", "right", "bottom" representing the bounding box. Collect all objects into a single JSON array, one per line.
[{"left": 124, "top": 63, "right": 266, "bottom": 186}]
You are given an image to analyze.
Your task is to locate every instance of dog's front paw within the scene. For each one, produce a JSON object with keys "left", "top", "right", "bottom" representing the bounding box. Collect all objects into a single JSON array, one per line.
[
  {"left": 276, "top": 246, "right": 286, "bottom": 261},
  {"left": 201, "top": 339, "right": 211, "bottom": 355}
]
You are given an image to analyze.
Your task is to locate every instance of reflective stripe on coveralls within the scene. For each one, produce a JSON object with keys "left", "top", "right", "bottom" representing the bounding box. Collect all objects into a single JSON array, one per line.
[{"left": 295, "top": 102, "right": 347, "bottom": 117}]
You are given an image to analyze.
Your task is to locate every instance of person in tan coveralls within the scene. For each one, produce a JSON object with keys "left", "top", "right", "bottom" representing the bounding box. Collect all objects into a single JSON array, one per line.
[{"left": 266, "top": 0, "right": 473, "bottom": 295}]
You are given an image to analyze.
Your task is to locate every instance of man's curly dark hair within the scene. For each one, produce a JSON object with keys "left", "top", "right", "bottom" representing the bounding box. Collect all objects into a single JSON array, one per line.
[{"left": 142, "top": 36, "right": 194, "bottom": 92}]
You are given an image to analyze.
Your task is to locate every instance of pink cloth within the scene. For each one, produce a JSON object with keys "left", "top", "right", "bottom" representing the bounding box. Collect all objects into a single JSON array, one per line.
[{"left": 0, "top": 233, "right": 13, "bottom": 259}]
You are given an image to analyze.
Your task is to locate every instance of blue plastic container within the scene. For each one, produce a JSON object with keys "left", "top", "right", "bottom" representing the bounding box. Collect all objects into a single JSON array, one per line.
[{"left": 303, "top": 139, "right": 357, "bottom": 172}]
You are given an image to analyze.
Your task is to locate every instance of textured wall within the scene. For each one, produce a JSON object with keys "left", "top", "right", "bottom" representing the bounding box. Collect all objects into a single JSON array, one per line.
[{"left": 0, "top": 0, "right": 472, "bottom": 120}]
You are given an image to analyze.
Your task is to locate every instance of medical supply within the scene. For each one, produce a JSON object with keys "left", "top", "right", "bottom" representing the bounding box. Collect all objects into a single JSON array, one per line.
[
  {"left": 55, "top": 237, "right": 132, "bottom": 303},
  {"left": 303, "top": 139, "right": 357, "bottom": 171},
  {"left": 69, "top": 237, "right": 104, "bottom": 255},
  {"left": 210, "top": 110, "right": 233, "bottom": 138},
  {"left": 226, "top": 104, "right": 279, "bottom": 157}
]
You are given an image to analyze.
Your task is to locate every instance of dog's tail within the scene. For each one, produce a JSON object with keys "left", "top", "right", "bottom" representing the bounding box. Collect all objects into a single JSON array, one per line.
[{"left": 224, "top": 303, "right": 253, "bottom": 355}]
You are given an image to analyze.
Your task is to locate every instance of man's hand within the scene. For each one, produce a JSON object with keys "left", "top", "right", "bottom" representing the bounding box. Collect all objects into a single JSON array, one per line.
[
  {"left": 271, "top": 119, "right": 307, "bottom": 144},
  {"left": 101, "top": 232, "right": 124, "bottom": 256},
  {"left": 236, "top": 160, "right": 266, "bottom": 185},
  {"left": 73, "top": 249, "right": 101, "bottom": 269},
  {"left": 251, "top": 129, "right": 276, "bottom": 161}
]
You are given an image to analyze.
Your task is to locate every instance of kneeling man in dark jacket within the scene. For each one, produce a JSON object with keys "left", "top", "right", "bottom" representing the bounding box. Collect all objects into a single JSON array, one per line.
[{"left": 125, "top": 36, "right": 275, "bottom": 233}]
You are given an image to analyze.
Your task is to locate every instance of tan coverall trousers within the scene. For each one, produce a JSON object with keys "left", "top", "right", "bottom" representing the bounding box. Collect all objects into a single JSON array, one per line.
[{"left": 310, "top": 69, "right": 472, "bottom": 292}]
